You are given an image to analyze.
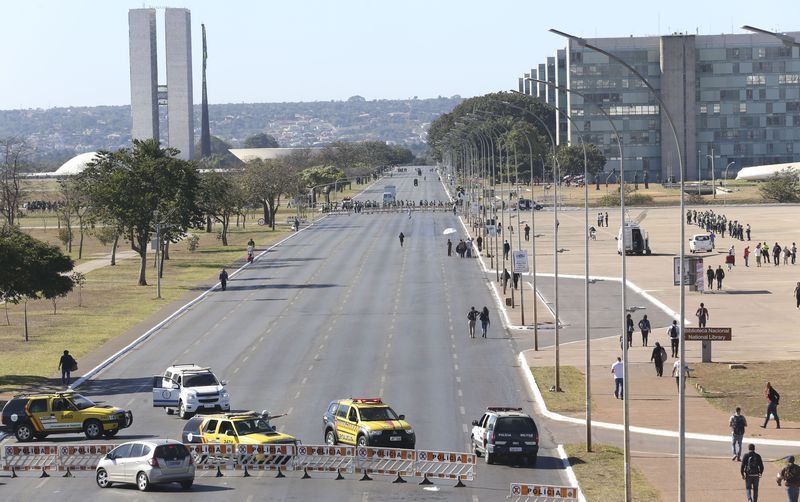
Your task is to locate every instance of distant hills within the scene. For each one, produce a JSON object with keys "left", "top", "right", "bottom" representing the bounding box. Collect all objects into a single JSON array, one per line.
[{"left": 0, "top": 96, "right": 462, "bottom": 170}]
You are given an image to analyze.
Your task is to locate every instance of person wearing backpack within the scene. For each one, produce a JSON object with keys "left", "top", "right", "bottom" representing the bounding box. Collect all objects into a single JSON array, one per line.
[
  {"left": 650, "top": 342, "right": 667, "bottom": 377},
  {"left": 777, "top": 455, "right": 800, "bottom": 502},
  {"left": 729, "top": 407, "right": 748, "bottom": 461},
  {"left": 668, "top": 320, "right": 680, "bottom": 358},
  {"left": 638, "top": 315, "right": 651, "bottom": 346},
  {"left": 741, "top": 443, "right": 764, "bottom": 502},
  {"left": 467, "top": 307, "right": 478, "bottom": 339},
  {"left": 762, "top": 382, "right": 781, "bottom": 429}
]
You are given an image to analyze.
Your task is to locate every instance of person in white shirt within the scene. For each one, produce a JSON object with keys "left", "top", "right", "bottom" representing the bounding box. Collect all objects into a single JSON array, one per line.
[
  {"left": 611, "top": 357, "right": 624, "bottom": 399},
  {"left": 671, "top": 359, "right": 690, "bottom": 391}
]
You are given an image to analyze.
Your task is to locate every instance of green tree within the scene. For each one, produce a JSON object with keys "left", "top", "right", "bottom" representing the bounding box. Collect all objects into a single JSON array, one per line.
[
  {"left": 759, "top": 169, "right": 800, "bottom": 202},
  {"left": 555, "top": 144, "right": 607, "bottom": 178},
  {"left": 78, "top": 139, "right": 203, "bottom": 286},
  {"left": 243, "top": 133, "right": 280, "bottom": 149},
  {"left": 299, "top": 165, "right": 345, "bottom": 206},
  {"left": 0, "top": 225, "right": 74, "bottom": 340},
  {"left": 243, "top": 159, "right": 297, "bottom": 230},
  {"left": 198, "top": 170, "right": 245, "bottom": 245}
]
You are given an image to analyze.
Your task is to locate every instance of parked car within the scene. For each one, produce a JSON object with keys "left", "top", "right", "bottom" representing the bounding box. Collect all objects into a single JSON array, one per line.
[
  {"left": 95, "top": 439, "right": 195, "bottom": 491},
  {"left": 689, "top": 234, "right": 713, "bottom": 253}
]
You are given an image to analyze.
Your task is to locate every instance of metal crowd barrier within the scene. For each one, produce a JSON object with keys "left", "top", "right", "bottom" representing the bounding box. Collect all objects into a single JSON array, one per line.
[
  {"left": 1, "top": 442, "right": 475, "bottom": 484},
  {"left": 509, "top": 483, "right": 580, "bottom": 500}
]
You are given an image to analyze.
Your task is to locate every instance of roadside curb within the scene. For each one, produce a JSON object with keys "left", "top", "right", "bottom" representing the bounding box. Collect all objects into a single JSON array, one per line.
[
  {"left": 517, "top": 352, "right": 800, "bottom": 448},
  {"left": 557, "top": 444, "right": 588, "bottom": 502}
]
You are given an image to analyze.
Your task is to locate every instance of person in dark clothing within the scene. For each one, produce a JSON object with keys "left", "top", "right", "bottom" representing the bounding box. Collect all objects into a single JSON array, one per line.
[
  {"left": 741, "top": 443, "right": 764, "bottom": 502},
  {"left": 479, "top": 307, "right": 490, "bottom": 338},
  {"left": 502, "top": 268, "right": 511, "bottom": 292},
  {"left": 219, "top": 269, "right": 229, "bottom": 291},
  {"left": 625, "top": 314, "right": 634, "bottom": 347},
  {"left": 795, "top": 282, "right": 800, "bottom": 309},
  {"left": 604, "top": 212, "right": 609, "bottom": 227},
  {"left": 762, "top": 382, "right": 781, "bottom": 429},
  {"left": 696, "top": 302, "right": 709, "bottom": 328},
  {"left": 512, "top": 272, "right": 520, "bottom": 290},
  {"left": 668, "top": 320, "right": 680, "bottom": 358},
  {"left": 774, "top": 243, "right": 782, "bottom": 267},
  {"left": 476, "top": 235, "right": 483, "bottom": 252},
  {"left": 776, "top": 455, "right": 800, "bottom": 502},
  {"left": 706, "top": 265, "right": 715, "bottom": 291},
  {"left": 447, "top": 239, "right": 452, "bottom": 256},
  {"left": 399, "top": 232, "right": 405, "bottom": 247},
  {"left": 467, "top": 307, "right": 478, "bottom": 338},
  {"left": 503, "top": 240, "right": 511, "bottom": 260},
  {"left": 524, "top": 224, "right": 530, "bottom": 241},
  {"left": 650, "top": 342, "right": 667, "bottom": 376},
  {"left": 638, "top": 315, "right": 651, "bottom": 346},
  {"left": 715, "top": 266, "right": 726, "bottom": 290},
  {"left": 58, "top": 350, "right": 76, "bottom": 386}
]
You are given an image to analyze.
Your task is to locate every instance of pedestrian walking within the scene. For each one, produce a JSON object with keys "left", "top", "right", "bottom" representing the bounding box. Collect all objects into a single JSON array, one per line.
[
  {"left": 58, "top": 350, "right": 77, "bottom": 387},
  {"left": 744, "top": 246, "right": 750, "bottom": 267},
  {"left": 793, "top": 243, "right": 798, "bottom": 265},
  {"left": 502, "top": 267, "right": 511, "bottom": 291},
  {"left": 466, "top": 238, "right": 473, "bottom": 258},
  {"left": 794, "top": 282, "right": 800, "bottom": 309},
  {"left": 611, "top": 357, "right": 624, "bottom": 399},
  {"left": 785, "top": 246, "right": 792, "bottom": 265},
  {"left": 776, "top": 456, "right": 800, "bottom": 502},
  {"left": 671, "top": 359, "right": 690, "bottom": 390},
  {"left": 398, "top": 232, "right": 405, "bottom": 247},
  {"left": 447, "top": 239, "right": 452, "bottom": 256},
  {"left": 625, "top": 314, "right": 634, "bottom": 348},
  {"left": 512, "top": 272, "right": 520, "bottom": 290},
  {"left": 467, "top": 307, "right": 478, "bottom": 338},
  {"left": 762, "top": 382, "right": 781, "bottom": 429},
  {"left": 524, "top": 224, "right": 530, "bottom": 241},
  {"left": 650, "top": 342, "right": 667, "bottom": 376},
  {"left": 741, "top": 444, "right": 764, "bottom": 502},
  {"left": 476, "top": 235, "right": 483, "bottom": 252},
  {"left": 479, "top": 306, "right": 490, "bottom": 338},
  {"left": 696, "top": 302, "right": 709, "bottom": 328},
  {"left": 503, "top": 240, "right": 511, "bottom": 260},
  {"left": 638, "top": 315, "right": 651, "bottom": 346},
  {"left": 706, "top": 265, "right": 715, "bottom": 290},
  {"left": 730, "top": 407, "right": 747, "bottom": 461},
  {"left": 219, "top": 268, "right": 229, "bottom": 291},
  {"left": 668, "top": 320, "right": 680, "bottom": 358},
  {"left": 715, "top": 265, "right": 726, "bottom": 290}
]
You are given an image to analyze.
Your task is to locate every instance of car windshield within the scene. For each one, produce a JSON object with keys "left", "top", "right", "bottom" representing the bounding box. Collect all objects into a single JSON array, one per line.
[
  {"left": 68, "top": 394, "right": 97, "bottom": 410},
  {"left": 695, "top": 236, "right": 709, "bottom": 241},
  {"left": 495, "top": 416, "right": 536, "bottom": 434},
  {"left": 359, "top": 406, "right": 399, "bottom": 421},
  {"left": 183, "top": 373, "right": 219, "bottom": 387},
  {"left": 233, "top": 418, "right": 278, "bottom": 436}
]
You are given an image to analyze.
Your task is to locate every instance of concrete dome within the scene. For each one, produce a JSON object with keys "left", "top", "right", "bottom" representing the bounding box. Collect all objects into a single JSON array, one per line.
[{"left": 54, "top": 152, "right": 100, "bottom": 176}]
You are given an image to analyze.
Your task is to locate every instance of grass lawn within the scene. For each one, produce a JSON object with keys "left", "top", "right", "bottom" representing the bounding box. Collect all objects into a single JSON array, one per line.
[
  {"left": 0, "top": 181, "right": 366, "bottom": 394},
  {"left": 530, "top": 366, "right": 593, "bottom": 414},
  {"left": 691, "top": 361, "right": 800, "bottom": 423},
  {"left": 565, "top": 443, "right": 661, "bottom": 502}
]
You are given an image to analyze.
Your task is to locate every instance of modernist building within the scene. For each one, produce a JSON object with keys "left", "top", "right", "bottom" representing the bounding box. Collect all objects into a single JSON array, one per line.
[
  {"left": 519, "top": 31, "right": 800, "bottom": 182},
  {"left": 128, "top": 8, "right": 195, "bottom": 160}
]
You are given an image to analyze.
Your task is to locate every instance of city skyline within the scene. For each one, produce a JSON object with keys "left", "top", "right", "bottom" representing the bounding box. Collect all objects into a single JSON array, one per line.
[{"left": 1, "top": 0, "right": 796, "bottom": 110}]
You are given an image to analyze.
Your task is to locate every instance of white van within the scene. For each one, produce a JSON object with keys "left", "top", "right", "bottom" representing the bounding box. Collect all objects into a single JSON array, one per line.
[{"left": 689, "top": 234, "right": 713, "bottom": 253}]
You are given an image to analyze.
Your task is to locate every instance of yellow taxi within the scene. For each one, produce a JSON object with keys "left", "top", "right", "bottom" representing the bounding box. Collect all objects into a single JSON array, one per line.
[
  {"left": 322, "top": 398, "right": 415, "bottom": 448},
  {"left": 1, "top": 391, "right": 133, "bottom": 442},
  {"left": 181, "top": 410, "right": 298, "bottom": 446}
]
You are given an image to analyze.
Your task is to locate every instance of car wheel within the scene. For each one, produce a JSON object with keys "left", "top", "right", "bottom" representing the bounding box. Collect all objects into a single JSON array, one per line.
[
  {"left": 485, "top": 451, "right": 495, "bottom": 465},
  {"left": 356, "top": 435, "right": 368, "bottom": 447},
  {"left": 165, "top": 407, "right": 174, "bottom": 415},
  {"left": 96, "top": 468, "right": 112, "bottom": 488},
  {"left": 325, "top": 429, "right": 337, "bottom": 445},
  {"left": 84, "top": 419, "right": 103, "bottom": 440},
  {"left": 104, "top": 428, "right": 119, "bottom": 438},
  {"left": 179, "top": 480, "right": 193, "bottom": 490},
  {"left": 527, "top": 453, "right": 537, "bottom": 467},
  {"left": 137, "top": 471, "right": 150, "bottom": 491},
  {"left": 178, "top": 401, "right": 193, "bottom": 420},
  {"left": 473, "top": 445, "right": 482, "bottom": 458},
  {"left": 15, "top": 423, "right": 34, "bottom": 442}
]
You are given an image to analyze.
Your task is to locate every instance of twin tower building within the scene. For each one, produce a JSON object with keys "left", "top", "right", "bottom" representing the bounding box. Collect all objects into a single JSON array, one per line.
[{"left": 128, "top": 8, "right": 194, "bottom": 160}]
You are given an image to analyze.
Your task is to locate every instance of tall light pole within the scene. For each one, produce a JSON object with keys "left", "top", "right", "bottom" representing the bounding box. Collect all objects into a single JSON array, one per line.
[{"left": 550, "top": 28, "right": 686, "bottom": 501}]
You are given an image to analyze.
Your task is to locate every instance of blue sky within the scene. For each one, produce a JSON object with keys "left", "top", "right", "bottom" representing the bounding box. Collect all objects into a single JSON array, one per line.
[{"left": 0, "top": 0, "right": 795, "bottom": 109}]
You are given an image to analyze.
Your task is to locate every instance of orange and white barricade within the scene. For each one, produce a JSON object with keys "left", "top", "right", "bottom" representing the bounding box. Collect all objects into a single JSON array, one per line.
[
  {"left": 293, "top": 445, "right": 354, "bottom": 474},
  {"left": 510, "top": 483, "right": 579, "bottom": 500},
  {"left": 230, "top": 444, "right": 295, "bottom": 472},
  {"left": 2, "top": 445, "right": 59, "bottom": 475},
  {"left": 354, "top": 446, "right": 414, "bottom": 478},
  {"left": 414, "top": 449, "right": 476, "bottom": 482},
  {"left": 58, "top": 444, "right": 114, "bottom": 473},
  {"left": 185, "top": 443, "right": 234, "bottom": 470}
]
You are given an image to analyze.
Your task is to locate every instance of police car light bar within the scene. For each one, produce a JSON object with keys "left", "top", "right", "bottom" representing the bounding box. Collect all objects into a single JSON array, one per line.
[
  {"left": 487, "top": 406, "right": 524, "bottom": 412},
  {"left": 351, "top": 398, "right": 383, "bottom": 404}
]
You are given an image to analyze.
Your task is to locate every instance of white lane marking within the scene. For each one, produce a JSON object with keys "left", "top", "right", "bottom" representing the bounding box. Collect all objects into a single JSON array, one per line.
[
  {"left": 459, "top": 406, "right": 465, "bottom": 415},
  {"left": 126, "top": 398, "right": 136, "bottom": 407},
  {"left": 308, "top": 365, "right": 314, "bottom": 372},
  {"left": 250, "top": 345, "right": 256, "bottom": 352},
  {"left": 301, "top": 377, "right": 307, "bottom": 385},
  {"left": 362, "top": 492, "right": 369, "bottom": 502},
  {"left": 456, "top": 376, "right": 461, "bottom": 383},
  {"left": 381, "top": 375, "right": 386, "bottom": 383},
  {"left": 294, "top": 391, "right": 301, "bottom": 399},
  {"left": 233, "top": 367, "right": 240, "bottom": 374},
  {"left": 457, "top": 389, "right": 463, "bottom": 397},
  {"left": 259, "top": 336, "right": 264, "bottom": 343},
  {"left": 378, "top": 387, "right": 383, "bottom": 396},
  {"left": 386, "top": 343, "right": 391, "bottom": 350},
  {"left": 319, "top": 344, "right": 325, "bottom": 350},
  {"left": 246, "top": 496, "right": 254, "bottom": 502},
  {"left": 473, "top": 495, "right": 480, "bottom": 502},
  {"left": 454, "top": 364, "right": 459, "bottom": 371},
  {"left": 35, "top": 478, "right": 49, "bottom": 489},
  {"left": 242, "top": 356, "right": 249, "bottom": 363},
  {"left": 287, "top": 407, "right": 293, "bottom": 415},
  {"left": 452, "top": 353, "right": 458, "bottom": 360},
  {"left": 462, "top": 424, "right": 468, "bottom": 434},
  {"left": 383, "top": 363, "right": 388, "bottom": 371}
]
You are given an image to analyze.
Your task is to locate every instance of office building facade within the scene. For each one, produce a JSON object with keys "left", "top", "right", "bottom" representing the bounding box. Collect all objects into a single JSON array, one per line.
[
  {"left": 520, "top": 31, "right": 800, "bottom": 181},
  {"left": 129, "top": 8, "right": 195, "bottom": 160}
]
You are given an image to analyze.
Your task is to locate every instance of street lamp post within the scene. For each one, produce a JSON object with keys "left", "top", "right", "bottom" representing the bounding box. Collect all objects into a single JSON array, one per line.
[{"left": 551, "top": 27, "right": 687, "bottom": 502}]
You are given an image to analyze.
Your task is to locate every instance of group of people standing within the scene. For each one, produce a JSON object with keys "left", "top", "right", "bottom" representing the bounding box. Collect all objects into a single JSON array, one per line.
[{"left": 688, "top": 209, "right": 751, "bottom": 242}]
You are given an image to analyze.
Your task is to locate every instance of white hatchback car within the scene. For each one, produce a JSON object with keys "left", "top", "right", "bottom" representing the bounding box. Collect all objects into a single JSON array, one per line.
[
  {"left": 96, "top": 439, "right": 195, "bottom": 491},
  {"left": 689, "top": 234, "right": 713, "bottom": 253}
]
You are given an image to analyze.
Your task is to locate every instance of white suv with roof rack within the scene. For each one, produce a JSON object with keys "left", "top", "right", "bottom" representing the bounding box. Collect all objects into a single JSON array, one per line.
[{"left": 152, "top": 364, "right": 230, "bottom": 419}]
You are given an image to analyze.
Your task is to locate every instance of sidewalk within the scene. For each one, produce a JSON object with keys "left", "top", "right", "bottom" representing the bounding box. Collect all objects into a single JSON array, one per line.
[{"left": 459, "top": 203, "right": 800, "bottom": 501}]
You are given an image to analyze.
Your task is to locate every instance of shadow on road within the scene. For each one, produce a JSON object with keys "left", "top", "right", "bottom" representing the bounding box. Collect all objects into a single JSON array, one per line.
[{"left": 79, "top": 377, "right": 152, "bottom": 397}]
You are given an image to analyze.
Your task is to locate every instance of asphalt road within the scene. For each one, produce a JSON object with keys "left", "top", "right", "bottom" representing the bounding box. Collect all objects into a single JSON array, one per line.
[{"left": 0, "top": 170, "right": 572, "bottom": 500}]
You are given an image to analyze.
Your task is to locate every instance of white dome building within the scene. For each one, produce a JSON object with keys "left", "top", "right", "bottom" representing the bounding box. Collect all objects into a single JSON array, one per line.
[{"left": 54, "top": 152, "right": 100, "bottom": 176}]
